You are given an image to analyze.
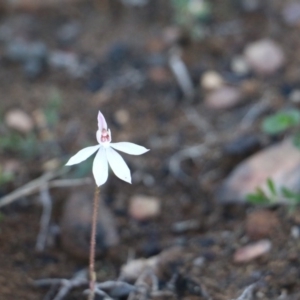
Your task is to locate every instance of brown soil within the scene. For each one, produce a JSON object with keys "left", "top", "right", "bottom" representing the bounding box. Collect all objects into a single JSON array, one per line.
[{"left": 0, "top": 1, "right": 300, "bottom": 300}]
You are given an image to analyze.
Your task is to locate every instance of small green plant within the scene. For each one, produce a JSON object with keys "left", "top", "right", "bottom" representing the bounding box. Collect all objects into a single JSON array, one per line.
[
  {"left": 246, "top": 178, "right": 300, "bottom": 210},
  {"left": 171, "top": 0, "right": 211, "bottom": 39},
  {"left": 45, "top": 88, "right": 62, "bottom": 127},
  {"left": 262, "top": 109, "right": 300, "bottom": 149},
  {"left": 0, "top": 168, "right": 14, "bottom": 185},
  {"left": 0, "top": 132, "right": 40, "bottom": 159}
]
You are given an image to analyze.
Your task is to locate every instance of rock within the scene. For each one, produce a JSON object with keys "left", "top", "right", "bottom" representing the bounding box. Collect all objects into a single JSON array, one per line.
[
  {"left": 201, "top": 71, "right": 224, "bottom": 90},
  {"left": 48, "top": 50, "right": 94, "bottom": 78},
  {"left": 60, "top": 188, "right": 119, "bottom": 260},
  {"left": 129, "top": 195, "right": 161, "bottom": 221},
  {"left": 289, "top": 89, "right": 300, "bottom": 103},
  {"left": 42, "top": 158, "right": 61, "bottom": 172},
  {"left": 120, "top": 256, "right": 158, "bottom": 281},
  {"left": 48, "top": 50, "right": 78, "bottom": 70},
  {"left": 23, "top": 58, "right": 45, "bottom": 79},
  {"left": 172, "top": 219, "right": 201, "bottom": 233},
  {"left": 282, "top": 2, "right": 300, "bottom": 27},
  {"left": 5, "top": 109, "right": 34, "bottom": 133},
  {"left": 244, "top": 39, "right": 285, "bottom": 75},
  {"left": 5, "top": 39, "right": 47, "bottom": 63},
  {"left": 56, "top": 21, "right": 81, "bottom": 46},
  {"left": 234, "top": 239, "right": 271, "bottom": 263},
  {"left": 291, "top": 226, "right": 300, "bottom": 239},
  {"left": 246, "top": 210, "right": 279, "bottom": 240},
  {"left": 218, "top": 139, "right": 300, "bottom": 203},
  {"left": 205, "top": 86, "right": 242, "bottom": 109},
  {"left": 114, "top": 109, "right": 130, "bottom": 126},
  {"left": 230, "top": 56, "right": 250, "bottom": 76}
]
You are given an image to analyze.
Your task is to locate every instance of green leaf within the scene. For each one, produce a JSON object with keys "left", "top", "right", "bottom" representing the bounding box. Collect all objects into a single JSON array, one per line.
[
  {"left": 266, "top": 178, "right": 277, "bottom": 196},
  {"left": 281, "top": 186, "right": 295, "bottom": 198},
  {"left": 0, "top": 171, "right": 14, "bottom": 185},
  {"left": 262, "top": 110, "right": 300, "bottom": 135},
  {"left": 281, "top": 187, "right": 300, "bottom": 203},
  {"left": 45, "top": 88, "right": 62, "bottom": 127},
  {"left": 246, "top": 188, "right": 270, "bottom": 204}
]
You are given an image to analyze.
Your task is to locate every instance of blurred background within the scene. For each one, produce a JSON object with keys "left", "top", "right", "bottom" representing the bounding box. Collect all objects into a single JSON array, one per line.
[{"left": 1, "top": 1, "right": 300, "bottom": 299}]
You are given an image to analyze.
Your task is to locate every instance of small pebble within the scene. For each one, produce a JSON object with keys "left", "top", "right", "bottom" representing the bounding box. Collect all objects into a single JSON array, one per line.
[
  {"left": 246, "top": 210, "right": 279, "bottom": 240},
  {"left": 201, "top": 71, "right": 224, "bottom": 90},
  {"left": 172, "top": 219, "right": 200, "bottom": 233},
  {"left": 289, "top": 89, "right": 300, "bottom": 103},
  {"left": 42, "top": 158, "right": 61, "bottom": 172},
  {"left": 5, "top": 109, "right": 34, "bottom": 133},
  {"left": 48, "top": 50, "right": 93, "bottom": 78},
  {"left": 129, "top": 195, "right": 161, "bottom": 221},
  {"left": 120, "top": 256, "right": 158, "bottom": 281},
  {"left": 23, "top": 58, "right": 44, "bottom": 79},
  {"left": 244, "top": 39, "right": 285, "bottom": 75},
  {"left": 205, "top": 86, "right": 242, "bottom": 109},
  {"left": 56, "top": 21, "right": 81, "bottom": 45},
  {"left": 231, "top": 56, "right": 250, "bottom": 76},
  {"left": 234, "top": 239, "right": 271, "bottom": 263},
  {"left": 6, "top": 39, "right": 47, "bottom": 63},
  {"left": 291, "top": 226, "right": 300, "bottom": 239},
  {"left": 114, "top": 109, "right": 130, "bottom": 126},
  {"left": 193, "top": 256, "right": 205, "bottom": 267},
  {"left": 282, "top": 2, "right": 300, "bottom": 26},
  {"left": 48, "top": 50, "right": 78, "bottom": 70}
]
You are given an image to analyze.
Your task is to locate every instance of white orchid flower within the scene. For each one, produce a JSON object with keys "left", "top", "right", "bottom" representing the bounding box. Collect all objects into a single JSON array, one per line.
[{"left": 66, "top": 111, "right": 149, "bottom": 186}]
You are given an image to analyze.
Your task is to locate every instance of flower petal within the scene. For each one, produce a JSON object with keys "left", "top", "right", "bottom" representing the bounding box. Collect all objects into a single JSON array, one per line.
[
  {"left": 106, "top": 147, "right": 131, "bottom": 183},
  {"left": 98, "top": 111, "right": 107, "bottom": 131},
  {"left": 110, "top": 142, "right": 149, "bottom": 155},
  {"left": 65, "top": 145, "right": 100, "bottom": 166},
  {"left": 96, "top": 130, "right": 101, "bottom": 144},
  {"left": 93, "top": 147, "right": 109, "bottom": 186}
]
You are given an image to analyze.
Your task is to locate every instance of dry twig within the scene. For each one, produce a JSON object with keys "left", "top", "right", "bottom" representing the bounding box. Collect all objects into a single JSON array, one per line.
[
  {"left": 35, "top": 270, "right": 88, "bottom": 300},
  {"left": 169, "top": 47, "right": 195, "bottom": 101},
  {"left": 0, "top": 170, "right": 91, "bottom": 208},
  {"left": 233, "top": 284, "right": 256, "bottom": 300},
  {"left": 35, "top": 185, "right": 53, "bottom": 252},
  {"left": 36, "top": 271, "right": 136, "bottom": 300}
]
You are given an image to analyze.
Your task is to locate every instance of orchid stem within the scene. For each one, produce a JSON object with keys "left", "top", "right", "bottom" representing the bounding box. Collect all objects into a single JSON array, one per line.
[{"left": 88, "top": 186, "right": 100, "bottom": 300}]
